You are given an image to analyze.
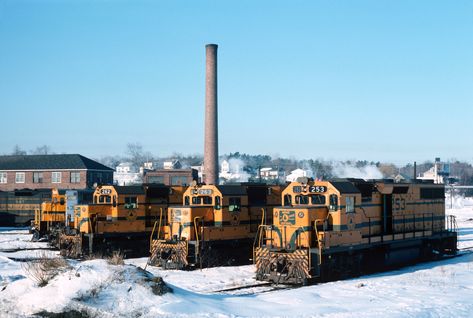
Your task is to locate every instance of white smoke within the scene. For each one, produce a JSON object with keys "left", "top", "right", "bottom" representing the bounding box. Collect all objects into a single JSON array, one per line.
[
  {"left": 220, "top": 158, "right": 251, "bottom": 182},
  {"left": 332, "top": 162, "right": 383, "bottom": 180}
]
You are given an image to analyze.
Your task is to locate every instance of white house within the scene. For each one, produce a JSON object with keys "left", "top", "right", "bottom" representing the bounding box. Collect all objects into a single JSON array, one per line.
[
  {"left": 259, "top": 167, "right": 284, "bottom": 181},
  {"left": 114, "top": 162, "right": 142, "bottom": 186},
  {"left": 285, "top": 168, "right": 314, "bottom": 182}
]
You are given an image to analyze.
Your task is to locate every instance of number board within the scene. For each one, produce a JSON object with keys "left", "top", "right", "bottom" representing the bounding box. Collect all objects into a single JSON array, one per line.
[
  {"left": 100, "top": 189, "right": 112, "bottom": 195},
  {"left": 198, "top": 189, "right": 213, "bottom": 195},
  {"left": 309, "top": 186, "right": 327, "bottom": 193},
  {"left": 292, "top": 186, "right": 302, "bottom": 193}
]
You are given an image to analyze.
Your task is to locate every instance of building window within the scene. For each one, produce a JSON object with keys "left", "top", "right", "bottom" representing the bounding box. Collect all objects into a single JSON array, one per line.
[
  {"left": 33, "top": 172, "right": 44, "bottom": 183},
  {"left": 148, "top": 176, "right": 164, "bottom": 184},
  {"left": 70, "top": 172, "right": 81, "bottom": 183},
  {"left": 52, "top": 172, "right": 62, "bottom": 183},
  {"left": 0, "top": 172, "right": 7, "bottom": 183},
  {"left": 170, "top": 176, "right": 188, "bottom": 186},
  {"left": 15, "top": 172, "right": 25, "bottom": 183}
]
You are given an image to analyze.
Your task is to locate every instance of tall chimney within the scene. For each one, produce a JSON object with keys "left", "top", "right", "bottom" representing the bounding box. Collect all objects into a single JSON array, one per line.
[{"left": 204, "top": 44, "right": 219, "bottom": 185}]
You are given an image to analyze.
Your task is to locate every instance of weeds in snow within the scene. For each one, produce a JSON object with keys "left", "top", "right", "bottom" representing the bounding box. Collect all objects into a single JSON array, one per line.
[
  {"left": 107, "top": 250, "right": 125, "bottom": 265},
  {"left": 21, "top": 251, "right": 69, "bottom": 287}
]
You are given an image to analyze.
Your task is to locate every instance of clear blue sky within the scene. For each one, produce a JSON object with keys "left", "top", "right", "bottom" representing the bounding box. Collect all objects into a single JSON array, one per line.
[{"left": 1, "top": 0, "right": 472, "bottom": 164}]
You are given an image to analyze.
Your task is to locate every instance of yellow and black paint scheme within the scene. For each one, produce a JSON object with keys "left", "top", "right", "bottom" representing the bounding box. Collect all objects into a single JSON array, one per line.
[
  {"left": 255, "top": 178, "right": 458, "bottom": 284},
  {"left": 31, "top": 189, "right": 66, "bottom": 243},
  {"left": 0, "top": 189, "right": 52, "bottom": 227},
  {"left": 149, "top": 183, "right": 283, "bottom": 269},
  {"left": 31, "top": 189, "right": 93, "bottom": 245},
  {"left": 59, "top": 184, "right": 184, "bottom": 258}
]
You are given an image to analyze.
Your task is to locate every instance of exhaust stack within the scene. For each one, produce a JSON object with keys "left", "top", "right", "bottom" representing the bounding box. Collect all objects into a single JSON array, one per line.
[{"left": 203, "top": 44, "right": 219, "bottom": 185}]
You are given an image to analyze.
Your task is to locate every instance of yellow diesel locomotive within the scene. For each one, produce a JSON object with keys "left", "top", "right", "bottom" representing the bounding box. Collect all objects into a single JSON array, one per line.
[
  {"left": 59, "top": 184, "right": 184, "bottom": 258},
  {"left": 31, "top": 189, "right": 93, "bottom": 245},
  {"left": 254, "top": 178, "right": 457, "bottom": 284},
  {"left": 149, "top": 182, "right": 283, "bottom": 269}
]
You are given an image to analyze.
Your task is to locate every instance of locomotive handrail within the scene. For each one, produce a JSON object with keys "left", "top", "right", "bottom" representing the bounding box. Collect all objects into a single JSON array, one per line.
[
  {"left": 313, "top": 219, "right": 325, "bottom": 265},
  {"left": 193, "top": 217, "right": 201, "bottom": 243},
  {"left": 88, "top": 214, "right": 93, "bottom": 234},
  {"left": 252, "top": 224, "right": 271, "bottom": 263},
  {"left": 294, "top": 225, "right": 311, "bottom": 271},
  {"left": 149, "top": 220, "right": 159, "bottom": 253},
  {"left": 260, "top": 208, "right": 266, "bottom": 226},
  {"left": 157, "top": 208, "right": 164, "bottom": 241}
]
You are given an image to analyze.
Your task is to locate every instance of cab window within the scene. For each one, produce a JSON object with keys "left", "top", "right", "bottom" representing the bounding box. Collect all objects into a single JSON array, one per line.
[
  {"left": 229, "top": 197, "right": 241, "bottom": 212},
  {"left": 184, "top": 196, "right": 190, "bottom": 206},
  {"left": 295, "top": 195, "right": 309, "bottom": 205},
  {"left": 98, "top": 195, "right": 111, "bottom": 204},
  {"left": 192, "top": 196, "right": 212, "bottom": 205},
  {"left": 346, "top": 196, "right": 355, "bottom": 213},
  {"left": 214, "top": 196, "right": 221, "bottom": 210},
  {"left": 311, "top": 194, "right": 326, "bottom": 205},
  {"left": 283, "top": 194, "right": 292, "bottom": 206},
  {"left": 124, "top": 196, "right": 138, "bottom": 209},
  {"left": 329, "top": 194, "right": 338, "bottom": 211}
]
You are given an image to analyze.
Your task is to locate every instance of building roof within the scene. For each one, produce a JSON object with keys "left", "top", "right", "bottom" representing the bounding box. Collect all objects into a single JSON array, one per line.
[{"left": 0, "top": 154, "right": 113, "bottom": 171}]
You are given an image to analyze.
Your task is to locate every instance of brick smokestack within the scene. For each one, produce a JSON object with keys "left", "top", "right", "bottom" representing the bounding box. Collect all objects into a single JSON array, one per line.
[{"left": 204, "top": 44, "right": 219, "bottom": 185}]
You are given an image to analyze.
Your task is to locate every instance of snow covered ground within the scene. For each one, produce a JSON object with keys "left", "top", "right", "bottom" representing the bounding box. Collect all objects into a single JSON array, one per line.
[{"left": 1, "top": 197, "right": 473, "bottom": 317}]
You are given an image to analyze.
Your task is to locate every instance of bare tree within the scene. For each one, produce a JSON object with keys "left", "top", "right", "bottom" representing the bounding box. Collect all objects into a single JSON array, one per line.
[
  {"left": 126, "top": 142, "right": 150, "bottom": 169},
  {"left": 31, "top": 145, "right": 52, "bottom": 155},
  {"left": 12, "top": 145, "right": 27, "bottom": 155}
]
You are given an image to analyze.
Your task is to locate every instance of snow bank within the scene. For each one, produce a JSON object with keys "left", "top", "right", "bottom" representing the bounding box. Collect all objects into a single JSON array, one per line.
[{"left": 1, "top": 259, "right": 174, "bottom": 317}]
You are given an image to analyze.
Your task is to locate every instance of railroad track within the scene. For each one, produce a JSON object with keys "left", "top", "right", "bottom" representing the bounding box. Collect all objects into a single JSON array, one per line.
[
  {"left": 210, "top": 282, "right": 295, "bottom": 295},
  {"left": 458, "top": 246, "right": 473, "bottom": 254}
]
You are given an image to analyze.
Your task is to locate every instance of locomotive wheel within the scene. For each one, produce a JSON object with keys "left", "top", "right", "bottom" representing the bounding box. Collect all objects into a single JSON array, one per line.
[{"left": 199, "top": 246, "right": 220, "bottom": 268}]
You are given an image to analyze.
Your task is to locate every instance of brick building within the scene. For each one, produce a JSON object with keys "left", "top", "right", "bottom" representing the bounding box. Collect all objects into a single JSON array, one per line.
[{"left": 0, "top": 154, "right": 114, "bottom": 191}]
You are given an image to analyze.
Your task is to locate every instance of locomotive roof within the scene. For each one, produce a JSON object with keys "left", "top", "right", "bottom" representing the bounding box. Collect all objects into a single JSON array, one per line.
[
  {"left": 329, "top": 181, "right": 361, "bottom": 194},
  {"left": 112, "top": 185, "right": 145, "bottom": 195},
  {"left": 215, "top": 185, "right": 248, "bottom": 196}
]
